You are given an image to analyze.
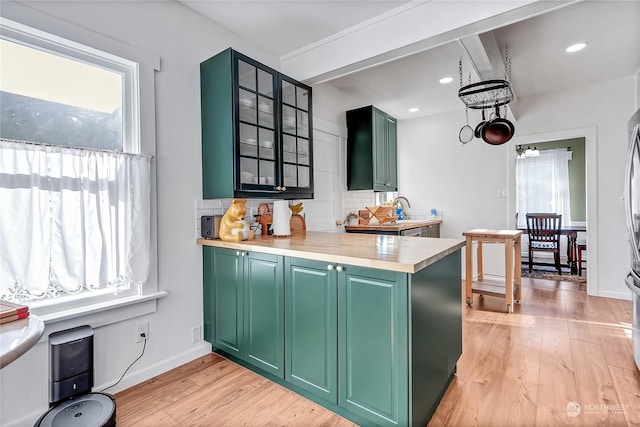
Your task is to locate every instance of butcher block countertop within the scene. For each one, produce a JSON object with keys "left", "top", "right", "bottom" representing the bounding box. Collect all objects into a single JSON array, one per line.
[
  {"left": 344, "top": 219, "right": 441, "bottom": 232},
  {"left": 197, "top": 230, "right": 464, "bottom": 274}
]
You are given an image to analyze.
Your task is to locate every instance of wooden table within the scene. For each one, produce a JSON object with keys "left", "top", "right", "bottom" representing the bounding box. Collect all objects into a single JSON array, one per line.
[{"left": 463, "top": 229, "right": 522, "bottom": 313}]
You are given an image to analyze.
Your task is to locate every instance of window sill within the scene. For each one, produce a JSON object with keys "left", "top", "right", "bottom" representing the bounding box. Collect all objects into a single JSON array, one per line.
[{"left": 35, "top": 291, "right": 168, "bottom": 341}]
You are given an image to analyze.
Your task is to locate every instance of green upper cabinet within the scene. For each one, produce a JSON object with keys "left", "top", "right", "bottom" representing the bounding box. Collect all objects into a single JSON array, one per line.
[
  {"left": 347, "top": 106, "right": 398, "bottom": 192},
  {"left": 200, "top": 48, "right": 313, "bottom": 200}
]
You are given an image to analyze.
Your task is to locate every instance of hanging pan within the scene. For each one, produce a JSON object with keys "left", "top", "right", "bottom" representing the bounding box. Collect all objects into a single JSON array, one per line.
[
  {"left": 474, "top": 108, "right": 488, "bottom": 139},
  {"left": 482, "top": 105, "right": 515, "bottom": 145}
]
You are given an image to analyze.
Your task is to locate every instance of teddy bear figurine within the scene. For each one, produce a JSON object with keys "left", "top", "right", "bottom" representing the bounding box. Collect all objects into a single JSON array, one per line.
[{"left": 219, "top": 199, "right": 255, "bottom": 242}]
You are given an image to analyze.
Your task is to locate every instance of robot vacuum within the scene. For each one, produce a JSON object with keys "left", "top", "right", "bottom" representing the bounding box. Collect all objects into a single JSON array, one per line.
[
  {"left": 34, "top": 326, "right": 116, "bottom": 427},
  {"left": 35, "top": 392, "right": 115, "bottom": 427}
]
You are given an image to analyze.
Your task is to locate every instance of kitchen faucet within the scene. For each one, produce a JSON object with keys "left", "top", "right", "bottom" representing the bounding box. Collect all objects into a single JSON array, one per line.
[{"left": 392, "top": 196, "right": 411, "bottom": 209}]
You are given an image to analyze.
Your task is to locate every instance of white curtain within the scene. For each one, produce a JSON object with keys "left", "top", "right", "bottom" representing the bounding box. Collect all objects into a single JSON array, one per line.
[
  {"left": 516, "top": 148, "right": 573, "bottom": 228},
  {"left": 0, "top": 140, "right": 151, "bottom": 302}
]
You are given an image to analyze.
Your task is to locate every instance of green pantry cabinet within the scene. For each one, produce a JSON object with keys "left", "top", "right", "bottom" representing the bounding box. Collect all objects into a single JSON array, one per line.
[
  {"left": 347, "top": 106, "right": 398, "bottom": 192},
  {"left": 203, "top": 246, "right": 462, "bottom": 427},
  {"left": 200, "top": 48, "right": 313, "bottom": 199}
]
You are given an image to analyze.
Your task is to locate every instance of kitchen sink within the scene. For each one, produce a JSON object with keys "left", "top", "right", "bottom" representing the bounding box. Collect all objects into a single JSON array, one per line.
[{"left": 382, "top": 219, "right": 427, "bottom": 225}]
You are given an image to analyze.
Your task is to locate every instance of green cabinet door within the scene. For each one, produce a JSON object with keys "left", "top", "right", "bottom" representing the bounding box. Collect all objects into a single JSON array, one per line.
[
  {"left": 386, "top": 115, "right": 398, "bottom": 190},
  {"left": 285, "top": 257, "right": 338, "bottom": 403},
  {"left": 212, "top": 247, "right": 244, "bottom": 359},
  {"left": 347, "top": 105, "right": 398, "bottom": 192},
  {"left": 202, "top": 246, "right": 215, "bottom": 344},
  {"left": 338, "top": 265, "right": 409, "bottom": 427},
  {"left": 373, "top": 108, "right": 397, "bottom": 191},
  {"left": 244, "top": 252, "right": 284, "bottom": 378},
  {"left": 204, "top": 247, "right": 285, "bottom": 377}
]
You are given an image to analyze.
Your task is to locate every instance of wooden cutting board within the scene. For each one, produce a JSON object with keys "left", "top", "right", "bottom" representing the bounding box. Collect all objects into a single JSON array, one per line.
[{"left": 290, "top": 214, "right": 306, "bottom": 233}]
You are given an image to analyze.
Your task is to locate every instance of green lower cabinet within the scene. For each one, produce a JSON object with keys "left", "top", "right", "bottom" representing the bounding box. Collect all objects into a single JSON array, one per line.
[
  {"left": 285, "top": 257, "right": 338, "bottom": 403},
  {"left": 338, "top": 266, "right": 408, "bottom": 427},
  {"left": 244, "top": 253, "right": 284, "bottom": 378},
  {"left": 285, "top": 259, "right": 408, "bottom": 426},
  {"left": 203, "top": 247, "right": 284, "bottom": 378},
  {"left": 203, "top": 246, "right": 215, "bottom": 344},
  {"left": 203, "top": 248, "right": 461, "bottom": 427},
  {"left": 212, "top": 247, "right": 244, "bottom": 359}
]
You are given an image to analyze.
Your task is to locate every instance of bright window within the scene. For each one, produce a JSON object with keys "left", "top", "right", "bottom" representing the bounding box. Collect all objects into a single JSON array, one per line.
[
  {"left": 1, "top": 38, "right": 124, "bottom": 150},
  {"left": 515, "top": 148, "right": 573, "bottom": 228},
  {"left": 0, "top": 19, "right": 152, "bottom": 316}
]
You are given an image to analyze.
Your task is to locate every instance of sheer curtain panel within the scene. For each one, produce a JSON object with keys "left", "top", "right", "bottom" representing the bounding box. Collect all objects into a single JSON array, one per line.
[
  {"left": 0, "top": 140, "right": 151, "bottom": 302},
  {"left": 516, "top": 147, "right": 573, "bottom": 228}
]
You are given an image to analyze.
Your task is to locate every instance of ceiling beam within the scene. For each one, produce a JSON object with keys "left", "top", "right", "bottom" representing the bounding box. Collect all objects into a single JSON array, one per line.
[
  {"left": 282, "top": 0, "right": 576, "bottom": 87},
  {"left": 459, "top": 33, "right": 520, "bottom": 119}
]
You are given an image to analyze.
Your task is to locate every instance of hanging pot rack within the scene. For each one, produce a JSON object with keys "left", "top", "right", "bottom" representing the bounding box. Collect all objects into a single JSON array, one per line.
[
  {"left": 458, "top": 46, "right": 513, "bottom": 109},
  {"left": 458, "top": 79, "right": 513, "bottom": 109},
  {"left": 457, "top": 47, "right": 515, "bottom": 146}
]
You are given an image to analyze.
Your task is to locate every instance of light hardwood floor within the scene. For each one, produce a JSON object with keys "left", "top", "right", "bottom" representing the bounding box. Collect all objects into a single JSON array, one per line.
[{"left": 115, "top": 277, "right": 639, "bottom": 426}]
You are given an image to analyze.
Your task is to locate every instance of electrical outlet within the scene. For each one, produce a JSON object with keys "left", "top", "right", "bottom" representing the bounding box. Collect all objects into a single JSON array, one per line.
[
  {"left": 136, "top": 321, "right": 149, "bottom": 343},
  {"left": 192, "top": 326, "right": 201, "bottom": 343}
]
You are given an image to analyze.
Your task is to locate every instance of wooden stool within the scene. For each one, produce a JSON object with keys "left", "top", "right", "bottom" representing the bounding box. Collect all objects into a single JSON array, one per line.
[
  {"left": 463, "top": 229, "right": 522, "bottom": 313},
  {"left": 577, "top": 241, "right": 587, "bottom": 276}
]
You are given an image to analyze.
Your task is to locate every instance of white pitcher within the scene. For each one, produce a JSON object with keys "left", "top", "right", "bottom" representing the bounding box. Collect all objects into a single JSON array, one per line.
[{"left": 272, "top": 200, "right": 291, "bottom": 236}]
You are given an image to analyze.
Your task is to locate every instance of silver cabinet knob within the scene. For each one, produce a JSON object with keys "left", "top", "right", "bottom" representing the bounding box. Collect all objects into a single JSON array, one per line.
[
  {"left": 327, "top": 264, "right": 334, "bottom": 271},
  {"left": 236, "top": 251, "right": 241, "bottom": 256},
  {"left": 336, "top": 265, "right": 343, "bottom": 272}
]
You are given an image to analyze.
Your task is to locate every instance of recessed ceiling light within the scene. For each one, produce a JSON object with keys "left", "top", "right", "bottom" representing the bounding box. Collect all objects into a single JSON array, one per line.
[
  {"left": 439, "top": 77, "right": 453, "bottom": 84},
  {"left": 408, "top": 107, "right": 420, "bottom": 113},
  {"left": 566, "top": 42, "right": 587, "bottom": 53}
]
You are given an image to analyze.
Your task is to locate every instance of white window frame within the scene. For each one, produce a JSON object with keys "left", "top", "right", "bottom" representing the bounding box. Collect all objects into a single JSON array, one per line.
[
  {"left": 1, "top": 21, "right": 139, "bottom": 153},
  {"left": 0, "top": 11, "right": 164, "bottom": 328}
]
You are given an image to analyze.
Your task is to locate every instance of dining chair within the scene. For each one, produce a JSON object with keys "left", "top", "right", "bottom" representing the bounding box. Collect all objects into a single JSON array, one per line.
[
  {"left": 577, "top": 239, "right": 587, "bottom": 276},
  {"left": 525, "top": 213, "right": 562, "bottom": 274}
]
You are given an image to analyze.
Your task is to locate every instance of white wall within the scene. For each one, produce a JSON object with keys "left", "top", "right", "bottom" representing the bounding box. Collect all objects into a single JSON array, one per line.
[
  {"left": 398, "top": 109, "right": 510, "bottom": 277},
  {"left": 397, "top": 76, "right": 637, "bottom": 299},
  {"left": 0, "top": 1, "right": 280, "bottom": 425},
  {"left": 515, "top": 76, "right": 636, "bottom": 299}
]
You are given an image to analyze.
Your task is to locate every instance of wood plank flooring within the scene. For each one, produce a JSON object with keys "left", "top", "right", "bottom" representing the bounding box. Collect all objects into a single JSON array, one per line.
[{"left": 115, "top": 276, "right": 639, "bottom": 426}]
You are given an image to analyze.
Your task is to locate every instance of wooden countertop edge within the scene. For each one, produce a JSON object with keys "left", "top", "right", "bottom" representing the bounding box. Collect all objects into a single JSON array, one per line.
[
  {"left": 345, "top": 219, "right": 442, "bottom": 232},
  {"left": 197, "top": 232, "right": 465, "bottom": 274}
]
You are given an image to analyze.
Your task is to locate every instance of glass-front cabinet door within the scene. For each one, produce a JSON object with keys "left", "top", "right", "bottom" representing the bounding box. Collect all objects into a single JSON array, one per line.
[
  {"left": 281, "top": 77, "right": 313, "bottom": 195},
  {"left": 236, "top": 57, "right": 277, "bottom": 191}
]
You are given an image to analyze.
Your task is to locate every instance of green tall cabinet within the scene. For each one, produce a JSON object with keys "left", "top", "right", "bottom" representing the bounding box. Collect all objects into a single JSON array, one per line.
[
  {"left": 200, "top": 48, "right": 313, "bottom": 200},
  {"left": 347, "top": 106, "right": 398, "bottom": 192},
  {"left": 203, "top": 246, "right": 284, "bottom": 378}
]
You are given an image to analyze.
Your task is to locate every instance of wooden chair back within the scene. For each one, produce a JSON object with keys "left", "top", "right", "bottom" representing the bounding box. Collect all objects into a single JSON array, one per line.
[{"left": 525, "top": 213, "right": 562, "bottom": 246}]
